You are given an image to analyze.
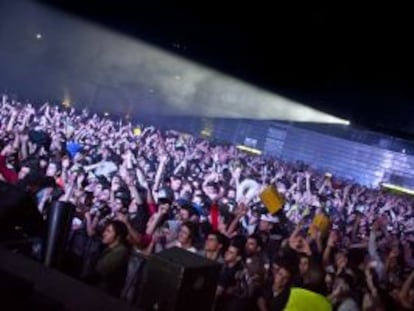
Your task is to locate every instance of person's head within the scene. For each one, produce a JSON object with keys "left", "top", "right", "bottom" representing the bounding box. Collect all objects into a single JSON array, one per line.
[
  {"left": 192, "top": 193, "right": 204, "bottom": 206},
  {"left": 18, "top": 165, "right": 31, "bottom": 180},
  {"left": 99, "top": 188, "right": 111, "bottom": 202},
  {"left": 171, "top": 176, "right": 182, "bottom": 192},
  {"left": 335, "top": 250, "right": 349, "bottom": 270},
  {"left": 46, "top": 161, "right": 60, "bottom": 178},
  {"left": 178, "top": 204, "right": 193, "bottom": 222},
  {"left": 205, "top": 182, "right": 219, "bottom": 197},
  {"left": 245, "top": 234, "right": 263, "bottom": 257},
  {"left": 204, "top": 231, "right": 227, "bottom": 254},
  {"left": 111, "top": 174, "right": 121, "bottom": 185},
  {"left": 224, "top": 243, "right": 243, "bottom": 265},
  {"left": 73, "top": 150, "right": 84, "bottom": 163},
  {"left": 178, "top": 221, "right": 197, "bottom": 246},
  {"left": 93, "top": 182, "right": 103, "bottom": 197},
  {"left": 18, "top": 159, "right": 39, "bottom": 180},
  {"left": 272, "top": 259, "right": 293, "bottom": 291},
  {"left": 102, "top": 220, "right": 128, "bottom": 247},
  {"left": 112, "top": 198, "right": 124, "bottom": 213},
  {"left": 259, "top": 214, "right": 278, "bottom": 233},
  {"left": 175, "top": 146, "right": 185, "bottom": 160},
  {"left": 302, "top": 263, "right": 327, "bottom": 295},
  {"left": 157, "top": 188, "right": 173, "bottom": 212},
  {"left": 227, "top": 188, "right": 236, "bottom": 200},
  {"left": 245, "top": 256, "right": 266, "bottom": 281},
  {"left": 299, "top": 255, "right": 311, "bottom": 276}
]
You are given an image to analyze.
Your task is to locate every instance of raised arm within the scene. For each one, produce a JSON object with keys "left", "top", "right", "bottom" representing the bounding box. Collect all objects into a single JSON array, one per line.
[
  {"left": 153, "top": 153, "right": 168, "bottom": 194},
  {"left": 399, "top": 270, "right": 414, "bottom": 308}
]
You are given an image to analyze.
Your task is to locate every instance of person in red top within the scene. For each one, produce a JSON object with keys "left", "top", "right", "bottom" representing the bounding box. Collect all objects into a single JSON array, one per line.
[{"left": 0, "top": 144, "right": 18, "bottom": 183}]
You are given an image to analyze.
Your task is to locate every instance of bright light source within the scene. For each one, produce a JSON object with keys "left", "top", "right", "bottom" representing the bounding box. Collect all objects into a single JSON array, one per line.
[
  {"left": 34, "top": 10, "right": 352, "bottom": 125},
  {"left": 62, "top": 98, "right": 71, "bottom": 108},
  {"left": 200, "top": 129, "right": 211, "bottom": 136},
  {"left": 104, "top": 112, "right": 109, "bottom": 116},
  {"left": 381, "top": 183, "right": 414, "bottom": 195},
  {"left": 236, "top": 145, "right": 262, "bottom": 155},
  {"left": 133, "top": 127, "right": 142, "bottom": 136}
]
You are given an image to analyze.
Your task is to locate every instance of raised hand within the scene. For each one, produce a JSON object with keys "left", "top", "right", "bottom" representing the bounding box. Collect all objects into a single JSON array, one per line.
[
  {"left": 159, "top": 153, "right": 169, "bottom": 164},
  {"left": 62, "top": 157, "right": 71, "bottom": 170}
]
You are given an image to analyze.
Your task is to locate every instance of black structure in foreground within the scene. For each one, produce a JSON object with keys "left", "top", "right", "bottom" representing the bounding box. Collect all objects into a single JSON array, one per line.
[
  {"left": 138, "top": 247, "right": 221, "bottom": 311},
  {"left": 0, "top": 247, "right": 139, "bottom": 311}
]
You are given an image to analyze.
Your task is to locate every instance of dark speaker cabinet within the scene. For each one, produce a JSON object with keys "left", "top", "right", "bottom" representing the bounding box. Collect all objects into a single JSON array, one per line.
[{"left": 138, "top": 247, "right": 221, "bottom": 311}]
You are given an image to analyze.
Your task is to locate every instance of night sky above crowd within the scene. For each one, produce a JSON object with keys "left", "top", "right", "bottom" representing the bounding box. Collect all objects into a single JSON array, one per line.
[{"left": 40, "top": 0, "right": 414, "bottom": 138}]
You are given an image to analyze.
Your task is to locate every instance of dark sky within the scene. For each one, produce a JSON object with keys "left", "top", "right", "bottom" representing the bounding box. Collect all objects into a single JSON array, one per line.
[{"left": 32, "top": 1, "right": 414, "bottom": 137}]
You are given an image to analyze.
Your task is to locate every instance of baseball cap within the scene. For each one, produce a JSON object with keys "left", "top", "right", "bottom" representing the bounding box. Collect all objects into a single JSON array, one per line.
[{"left": 157, "top": 188, "right": 173, "bottom": 204}]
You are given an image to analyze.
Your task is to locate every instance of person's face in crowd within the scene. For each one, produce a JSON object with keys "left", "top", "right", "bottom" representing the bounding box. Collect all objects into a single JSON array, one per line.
[
  {"left": 178, "top": 224, "right": 192, "bottom": 245},
  {"left": 102, "top": 224, "right": 118, "bottom": 246},
  {"left": 224, "top": 246, "right": 241, "bottom": 265},
  {"left": 299, "top": 256, "right": 310, "bottom": 276},
  {"left": 259, "top": 220, "right": 273, "bottom": 233},
  {"left": 46, "top": 162, "right": 58, "bottom": 177},
  {"left": 112, "top": 198, "right": 124, "bottom": 213},
  {"left": 273, "top": 266, "right": 291, "bottom": 291},
  {"left": 171, "top": 178, "right": 182, "bottom": 192},
  {"left": 192, "top": 195, "right": 203, "bottom": 207},
  {"left": 94, "top": 183, "right": 103, "bottom": 197},
  {"left": 111, "top": 176, "right": 121, "bottom": 191},
  {"left": 206, "top": 184, "right": 218, "bottom": 197},
  {"left": 245, "top": 238, "right": 261, "bottom": 257},
  {"left": 18, "top": 166, "right": 31, "bottom": 180},
  {"left": 159, "top": 202, "right": 170, "bottom": 215},
  {"left": 99, "top": 189, "right": 111, "bottom": 202},
  {"left": 143, "top": 163, "right": 151, "bottom": 174},
  {"left": 335, "top": 252, "right": 348, "bottom": 270},
  {"left": 178, "top": 208, "right": 190, "bottom": 222},
  {"left": 74, "top": 152, "right": 84, "bottom": 163},
  {"left": 204, "top": 234, "right": 221, "bottom": 253},
  {"left": 182, "top": 183, "right": 193, "bottom": 194},
  {"left": 227, "top": 189, "right": 236, "bottom": 200},
  {"left": 176, "top": 150, "right": 184, "bottom": 161},
  {"left": 87, "top": 174, "right": 98, "bottom": 186}
]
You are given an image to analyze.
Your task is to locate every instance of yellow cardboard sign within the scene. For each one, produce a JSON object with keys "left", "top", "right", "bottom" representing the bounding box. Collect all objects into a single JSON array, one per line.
[
  {"left": 308, "top": 213, "right": 330, "bottom": 236},
  {"left": 260, "top": 186, "right": 285, "bottom": 214}
]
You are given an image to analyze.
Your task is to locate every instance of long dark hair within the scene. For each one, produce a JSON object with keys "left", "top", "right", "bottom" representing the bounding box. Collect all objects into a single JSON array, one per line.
[{"left": 105, "top": 220, "right": 128, "bottom": 245}]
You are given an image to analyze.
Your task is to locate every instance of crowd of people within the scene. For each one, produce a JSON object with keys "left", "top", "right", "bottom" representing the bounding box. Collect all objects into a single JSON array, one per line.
[{"left": 1, "top": 93, "right": 414, "bottom": 310}]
